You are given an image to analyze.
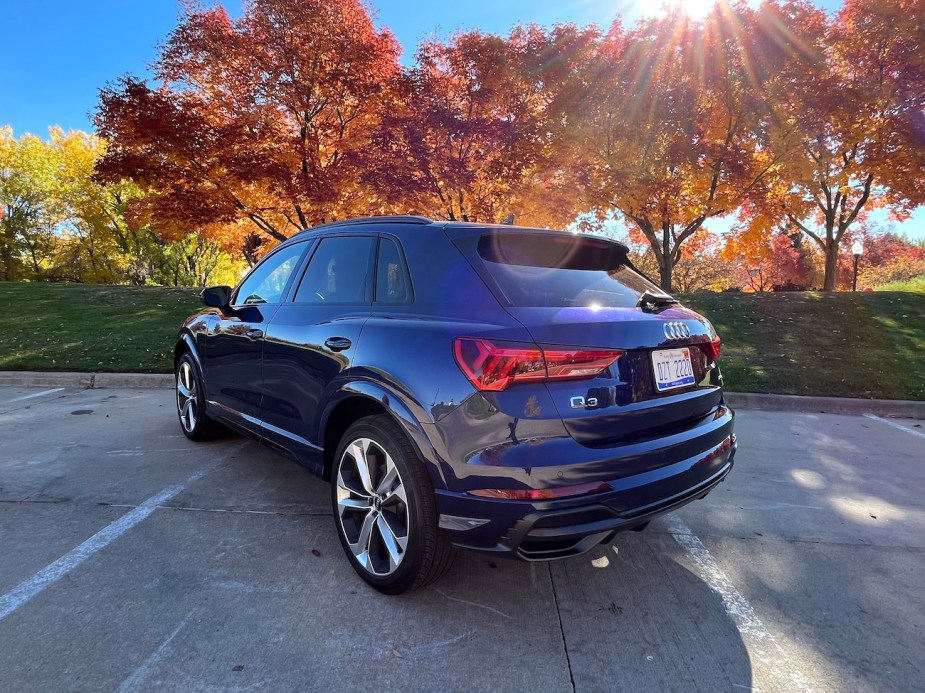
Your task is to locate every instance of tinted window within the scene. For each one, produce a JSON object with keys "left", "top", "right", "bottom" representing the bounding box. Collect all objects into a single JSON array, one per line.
[
  {"left": 235, "top": 242, "right": 306, "bottom": 305},
  {"left": 376, "top": 238, "right": 412, "bottom": 303},
  {"left": 477, "top": 233, "right": 660, "bottom": 308},
  {"left": 294, "top": 236, "right": 375, "bottom": 304}
]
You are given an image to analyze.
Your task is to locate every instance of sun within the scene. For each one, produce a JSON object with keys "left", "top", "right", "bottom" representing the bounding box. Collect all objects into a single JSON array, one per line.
[
  {"left": 639, "top": 0, "right": 723, "bottom": 21},
  {"left": 681, "top": 0, "right": 721, "bottom": 19}
]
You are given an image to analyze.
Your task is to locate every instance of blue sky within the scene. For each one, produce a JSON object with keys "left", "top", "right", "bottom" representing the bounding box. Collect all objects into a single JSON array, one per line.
[
  {"left": 1, "top": 0, "right": 845, "bottom": 137},
  {"left": 2, "top": 0, "right": 919, "bottom": 238}
]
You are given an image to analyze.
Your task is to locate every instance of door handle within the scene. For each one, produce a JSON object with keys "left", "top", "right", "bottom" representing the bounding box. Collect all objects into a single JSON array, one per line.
[
  {"left": 246, "top": 328, "right": 264, "bottom": 340},
  {"left": 324, "top": 337, "right": 352, "bottom": 352}
]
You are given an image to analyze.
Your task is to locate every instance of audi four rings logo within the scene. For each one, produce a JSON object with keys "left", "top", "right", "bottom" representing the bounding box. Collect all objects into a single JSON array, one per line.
[{"left": 663, "top": 322, "right": 691, "bottom": 340}]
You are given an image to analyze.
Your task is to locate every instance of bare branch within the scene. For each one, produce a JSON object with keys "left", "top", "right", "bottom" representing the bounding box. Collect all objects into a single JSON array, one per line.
[
  {"left": 838, "top": 173, "right": 874, "bottom": 240},
  {"left": 788, "top": 214, "right": 825, "bottom": 249}
]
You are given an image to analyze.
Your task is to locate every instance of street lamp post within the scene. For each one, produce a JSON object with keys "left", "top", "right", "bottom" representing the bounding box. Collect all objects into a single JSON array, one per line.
[{"left": 852, "top": 241, "right": 864, "bottom": 292}]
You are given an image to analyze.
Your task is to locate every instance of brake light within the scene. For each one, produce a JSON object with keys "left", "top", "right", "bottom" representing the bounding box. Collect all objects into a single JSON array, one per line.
[
  {"left": 544, "top": 349, "right": 622, "bottom": 380},
  {"left": 454, "top": 338, "right": 622, "bottom": 392},
  {"left": 468, "top": 481, "right": 612, "bottom": 501},
  {"left": 453, "top": 339, "right": 546, "bottom": 391},
  {"left": 700, "top": 337, "right": 722, "bottom": 362}
]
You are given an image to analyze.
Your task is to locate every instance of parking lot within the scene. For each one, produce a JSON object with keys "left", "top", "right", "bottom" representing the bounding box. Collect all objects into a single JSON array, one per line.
[{"left": 1, "top": 385, "right": 923, "bottom": 692}]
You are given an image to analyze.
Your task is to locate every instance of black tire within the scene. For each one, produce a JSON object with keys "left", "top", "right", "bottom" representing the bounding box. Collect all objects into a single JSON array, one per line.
[
  {"left": 331, "top": 414, "right": 456, "bottom": 594},
  {"left": 175, "top": 352, "right": 226, "bottom": 441}
]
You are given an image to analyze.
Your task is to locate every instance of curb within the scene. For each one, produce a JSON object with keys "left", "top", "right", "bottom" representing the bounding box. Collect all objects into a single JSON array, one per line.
[
  {"left": 724, "top": 392, "right": 925, "bottom": 420},
  {"left": 0, "top": 371, "right": 173, "bottom": 390},
  {"left": 1, "top": 371, "right": 923, "bottom": 419}
]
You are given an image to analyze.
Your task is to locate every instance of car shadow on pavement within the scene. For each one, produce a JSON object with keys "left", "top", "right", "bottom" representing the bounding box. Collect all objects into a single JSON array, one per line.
[{"left": 160, "top": 438, "right": 756, "bottom": 692}]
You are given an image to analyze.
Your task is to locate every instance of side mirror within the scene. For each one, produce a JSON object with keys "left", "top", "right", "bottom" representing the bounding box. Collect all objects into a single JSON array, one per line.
[{"left": 201, "top": 285, "right": 232, "bottom": 309}]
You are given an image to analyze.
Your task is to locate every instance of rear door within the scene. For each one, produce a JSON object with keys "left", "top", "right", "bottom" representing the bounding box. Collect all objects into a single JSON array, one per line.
[
  {"left": 260, "top": 235, "right": 377, "bottom": 472},
  {"left": 453, "top": 230, "right": 722, "bottom": 446}
]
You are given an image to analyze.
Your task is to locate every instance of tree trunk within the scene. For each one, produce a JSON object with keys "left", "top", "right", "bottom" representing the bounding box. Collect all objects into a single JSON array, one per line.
[
  {"left": 658, "top": 256, "right": 673, "bottom": 293},
  {"left": 822, "top": 244, "right": 838, "bottom": 292}
]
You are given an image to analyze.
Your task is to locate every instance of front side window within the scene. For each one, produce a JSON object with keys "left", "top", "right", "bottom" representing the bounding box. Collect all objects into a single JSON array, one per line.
[
  {"left": 294, "top": 236, "right": 376, "bottom": 304},
  {"left": 235, "top": 242, "right": 306, "bottom": 306}
]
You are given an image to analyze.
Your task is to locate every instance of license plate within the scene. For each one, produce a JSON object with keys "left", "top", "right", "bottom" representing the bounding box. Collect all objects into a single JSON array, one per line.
[{"left": 651, "top": 348, "right": 695, "bottom": 392}]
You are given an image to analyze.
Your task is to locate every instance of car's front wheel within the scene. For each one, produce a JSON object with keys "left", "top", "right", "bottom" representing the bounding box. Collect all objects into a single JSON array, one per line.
[
  {"left": 332, "top": 415, "right": 456, "bottom": 594},
  {"left": 175, "top": 353, "right": 224, "bottom": 441}
]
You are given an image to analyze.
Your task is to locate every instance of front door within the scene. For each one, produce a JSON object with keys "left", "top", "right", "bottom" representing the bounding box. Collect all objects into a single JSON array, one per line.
[{"left": 202, "top": 241, "right": 310, "bottom": 434}]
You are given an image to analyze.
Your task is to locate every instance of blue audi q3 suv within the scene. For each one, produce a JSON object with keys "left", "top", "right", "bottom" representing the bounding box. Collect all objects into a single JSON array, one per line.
[{"left": 174, "top": 216, "right": 736, "bottom": 593}]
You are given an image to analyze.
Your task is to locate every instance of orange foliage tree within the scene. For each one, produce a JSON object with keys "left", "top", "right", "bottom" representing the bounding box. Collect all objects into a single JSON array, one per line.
[
  {"left": 95, "top": 0, "right": 400, "bottom": 259},
  {"left": 89, "top": 0, "right": 925, "bottom": 285},
  {"left": 846, "top": 225, "right": 925, "bottom": 289},
  {"left": 632, "top": 228, "right": 736, "bottom": 293},
  {"left": 752, "top": 0, "right": 925, "bottom": 290},
  {"left": 364, "top": 26, "right": 588, "bottom": 229},
  {"left": 561, "top": 5, "right": 799, "bottom": 292},
  {"left": 721, "top": 221, "right": 814, "bottom": 291}
]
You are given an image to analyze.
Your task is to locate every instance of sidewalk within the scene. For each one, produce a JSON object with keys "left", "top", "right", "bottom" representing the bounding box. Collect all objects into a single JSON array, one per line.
[{"left": 1, "top": 370, "right": 923, "bottom": 419}]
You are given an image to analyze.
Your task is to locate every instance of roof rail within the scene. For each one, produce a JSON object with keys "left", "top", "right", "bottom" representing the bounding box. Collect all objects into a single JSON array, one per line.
[{"left": 305, "top": 215, "right": 434, "bottom": 232}]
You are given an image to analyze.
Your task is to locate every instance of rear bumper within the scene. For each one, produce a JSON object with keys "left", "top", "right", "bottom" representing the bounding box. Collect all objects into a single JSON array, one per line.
[{"left": 434, "top": 409, "right": 735, "bottom": 560}]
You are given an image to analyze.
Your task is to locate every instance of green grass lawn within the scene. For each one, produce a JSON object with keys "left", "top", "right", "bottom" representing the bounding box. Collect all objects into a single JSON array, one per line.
[
  {"left": 1, "top": 283, "right": 923, "bottom": 400},
  {"left": 683, "top": 291, "right": 925, "bottom": 401},
  {"left": 0, "top": 283, "right": 201, "bottom": 373},
  {"left": 875, "top": 274, "right": 925, "bottom": 293}
]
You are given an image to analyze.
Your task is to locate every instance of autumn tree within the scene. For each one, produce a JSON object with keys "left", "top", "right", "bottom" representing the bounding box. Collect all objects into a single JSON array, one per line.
[
  {"left": 46, "top": 129, "right": 143, "bottom": 283},
  {"left": 721, "top": 222, "right": 814, "bottom": 291},
  {"left": 0, "top": 126, "right": 143, "bottom": 283},
  {"left": 0, "top": 126, "right": 244, "bottom": 286},
  {"left": 754, "top": 0, "right": 925, "bottom": 290},
  {"left": 95, "top": 0, "right": 400, "bottom": 257},
  {"left": 845, "top": 224, "right": 925, "bottom": 289},
  {"left": 632, "top": 229, "right": 736, "bottom": 293},
  {"left": 0, "top": 127, "right": 64, "bottom": 280},
  {"left": 365, "top": 26, "right": 588, "bottom": 228},
  {"left": 564, "top": 5, "right": 794, "bottom": 292}
]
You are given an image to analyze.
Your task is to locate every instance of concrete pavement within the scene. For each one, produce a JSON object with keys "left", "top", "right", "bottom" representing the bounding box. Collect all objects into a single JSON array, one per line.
[
  {"left": 2, "top": 370, "right": 924, "bottom": 418},
  {"left": 1, "top": 385, "right": 923, "bottom": 691}
]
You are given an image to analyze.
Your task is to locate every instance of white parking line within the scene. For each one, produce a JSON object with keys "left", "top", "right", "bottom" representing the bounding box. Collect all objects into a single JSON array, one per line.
[
  {"left": 7, "top": 388, "right": 65, "bottom": 403},
  {"left": 665, "top": 515, "right": 812, "bottom": 691},
  {"left": 0, "top": 459, "right": 225, "bottom": 622},
  {"left": 116, "top": 610, "right": 194, "bottom": 693},
  {"left": 863, "top": 413, "right": 925, "bottom": 441}
]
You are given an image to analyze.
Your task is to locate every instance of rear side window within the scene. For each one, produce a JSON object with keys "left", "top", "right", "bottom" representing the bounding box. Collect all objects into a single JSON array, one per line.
[
  {"left": 476, "top": 233, "right": 660, "bottom": 308},
  {"left": 294, "top": 236, "right": 375, "bottom": 304},
  {"left": 376, "top": 238, "right": 412, "bottom": 304}
]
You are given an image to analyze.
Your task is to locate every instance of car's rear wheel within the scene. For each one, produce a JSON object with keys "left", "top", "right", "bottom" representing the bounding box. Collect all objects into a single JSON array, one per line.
[
  {"left": 175, "top": 353, "right": 224, "bottom": 441},
  {"left": 332, "top": 415, "right": 456, "bottom": 594}
]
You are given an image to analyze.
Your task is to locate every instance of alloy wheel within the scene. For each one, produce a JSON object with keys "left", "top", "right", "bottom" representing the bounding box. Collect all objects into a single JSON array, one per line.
[
  {"left": 335, "top": 437, "right": 409, "bottom": 576},
  {"left": 176, "top": 361, "right": 198, "bottom": 433}
]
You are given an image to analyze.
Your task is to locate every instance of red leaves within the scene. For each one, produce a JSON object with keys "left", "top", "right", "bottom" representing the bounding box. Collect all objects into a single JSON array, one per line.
[
  {"left": 95, "top": 0, "right": 401, "bottom": 254},
  {"left": 364, "top": 27, "right": 578, "bottom": 228},
  {"left": 92, "top": 0, "right": 925, "bottom": 288}
]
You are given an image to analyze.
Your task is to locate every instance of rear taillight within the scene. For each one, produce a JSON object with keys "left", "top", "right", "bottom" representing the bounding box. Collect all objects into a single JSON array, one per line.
[
  {"left": 453, "top": 338, "right": 622, "bottom": 392},
  {"left": 468, "top": 481, "right": 612, "bottom": 501},
  {"left": 700, "top": 337, "right": 722, "bottom": 362}
]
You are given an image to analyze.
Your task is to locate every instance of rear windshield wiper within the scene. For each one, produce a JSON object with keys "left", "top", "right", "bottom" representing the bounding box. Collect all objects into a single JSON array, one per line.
[{"left": 637, "top": 289, "right": 679, "bottom": 312}]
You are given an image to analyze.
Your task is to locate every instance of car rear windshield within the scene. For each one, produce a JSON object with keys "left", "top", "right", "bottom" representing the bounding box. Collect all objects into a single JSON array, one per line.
[{"left": 476, "top": 233, "right": 661, "bottom": 308}]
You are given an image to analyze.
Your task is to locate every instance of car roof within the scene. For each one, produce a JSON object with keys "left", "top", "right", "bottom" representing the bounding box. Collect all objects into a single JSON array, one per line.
[
  {"left": 287, "top": 215, "right": 578, "bottom": 238},
  {"left": 289, "top": 216, "right": 436, "bottom": 238},
  {"left": 280, "top": 215, "right": 627, "bottom": 250}
]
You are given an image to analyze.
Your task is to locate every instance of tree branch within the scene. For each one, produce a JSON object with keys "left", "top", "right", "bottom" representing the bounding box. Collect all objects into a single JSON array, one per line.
[
  {"left": 838, "top": 173, "right": 874, "bottom": 240},
  {"left": 788, "top": 214, "right": 824, "bottom": 249}
]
